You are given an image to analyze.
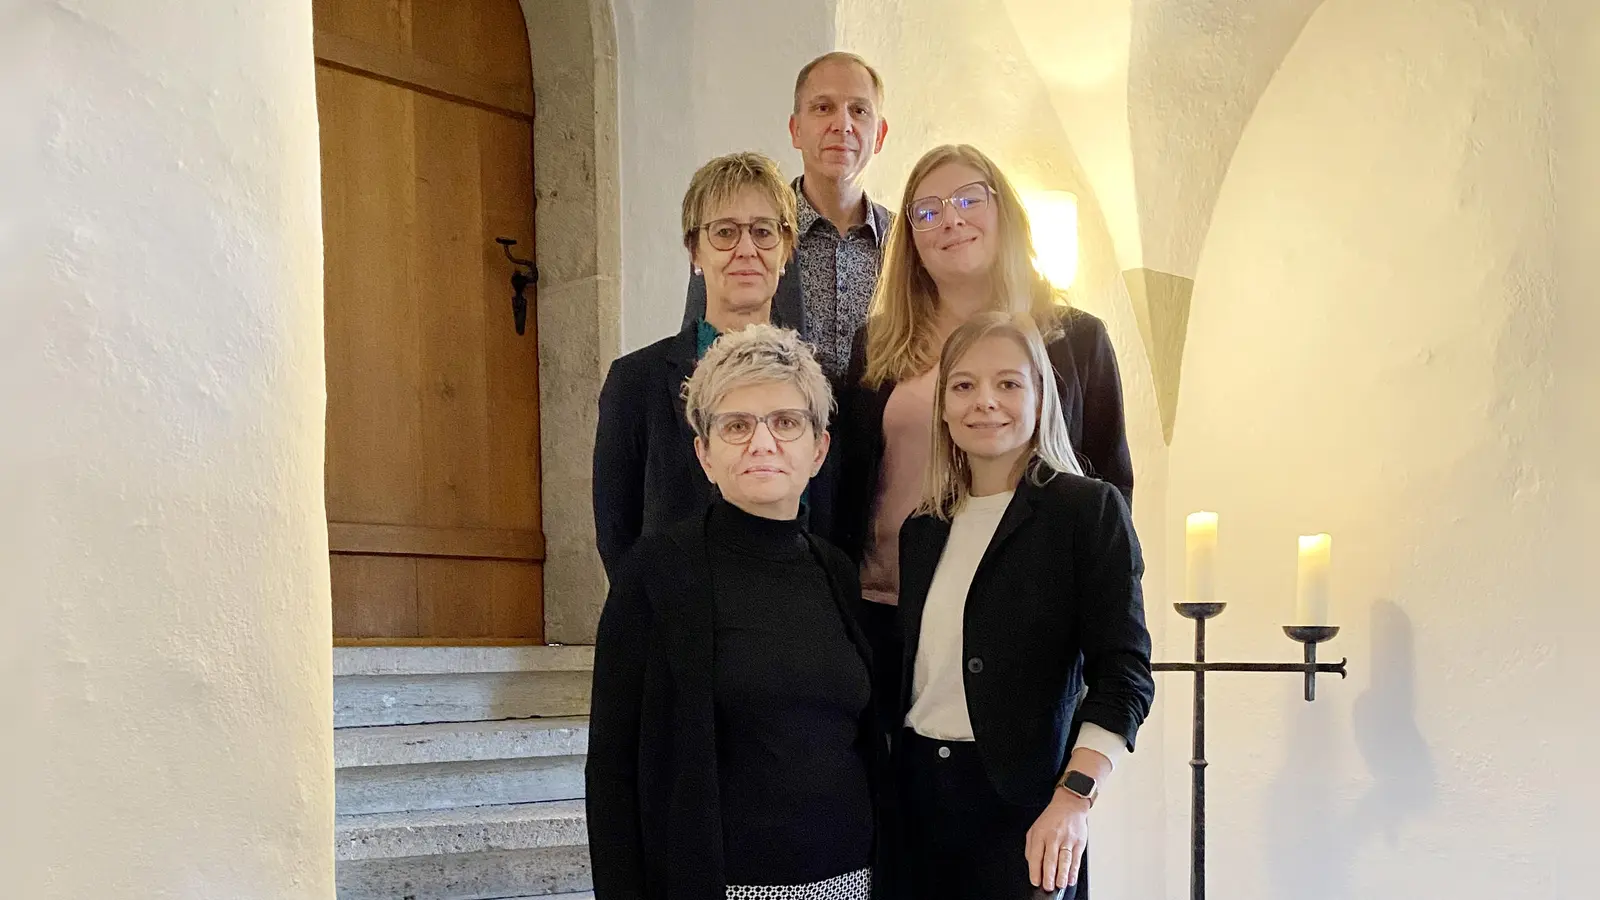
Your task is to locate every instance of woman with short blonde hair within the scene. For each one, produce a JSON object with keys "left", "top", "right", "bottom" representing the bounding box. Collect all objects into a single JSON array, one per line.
[
  {"left": 679, "top": 152, "right": 800, "bottom": 265},
  {"left": 888, "top": 311, "right": 1153, "bottom": 899},
  {"left": 588, "top": 325, "right": 882, "bottom": 900},
  {"left": 595, "top": 151, "right": 839, "bottom": 582},
  {"left": 682, "top": 324, "right": 832, "bottom": 441}
]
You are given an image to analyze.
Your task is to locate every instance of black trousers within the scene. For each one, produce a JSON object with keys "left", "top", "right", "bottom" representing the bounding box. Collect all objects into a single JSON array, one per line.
[{"left": 896, "top": 730, "right": 1086, "bottom": 900}]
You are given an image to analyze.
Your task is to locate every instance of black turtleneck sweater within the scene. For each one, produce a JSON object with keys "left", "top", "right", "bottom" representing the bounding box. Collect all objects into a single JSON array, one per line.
[{"left": 707, "top": 500, "right": 874, "bottom": 886}]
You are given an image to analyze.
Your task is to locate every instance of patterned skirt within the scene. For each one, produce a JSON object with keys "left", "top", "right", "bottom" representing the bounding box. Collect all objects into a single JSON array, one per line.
[{"left": 724, "top": 867, "right": 872, "bottom": 900}]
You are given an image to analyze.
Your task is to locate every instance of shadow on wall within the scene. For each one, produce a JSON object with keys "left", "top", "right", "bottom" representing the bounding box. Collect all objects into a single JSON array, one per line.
[{"left": 1265, "top": 600, "right": 1435, "bottom": 899}]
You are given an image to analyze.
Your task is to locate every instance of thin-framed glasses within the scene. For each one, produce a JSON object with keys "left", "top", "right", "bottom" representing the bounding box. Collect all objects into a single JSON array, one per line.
[
  {"left": 906, "top": 181, "right": 993, "bottom": 231},
  {"left": 706, "top": 408, "right": 815, "bottom": 444},
  {"left": 697, "top": 218, "right": 787, "bottom": 251}
]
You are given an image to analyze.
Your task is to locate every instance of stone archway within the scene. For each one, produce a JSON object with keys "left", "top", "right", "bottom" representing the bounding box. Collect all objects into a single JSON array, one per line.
[{"left": 520, "top": 0, "right": 621, "bottom": 643}]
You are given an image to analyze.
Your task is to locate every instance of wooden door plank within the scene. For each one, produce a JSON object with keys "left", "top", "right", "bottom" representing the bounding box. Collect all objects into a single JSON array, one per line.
[
  {"left": 314, "top": 29, "right": 534, "bottom": 121},
  {"left": 414, "top": 94, "right": 497, "bottom": 530},
  {"left": 320, "top": 66, "right": 425, "bottom": 528},
  {"left": 479, "top": 112, "right": 542, "bottom": 529},
  {"left": 313, "top": 0, "right": 411, "bottom": 55},
  {"left": 410, "top": 0, "right": 533, "bottom": 92},
  {"left": 331, "top": 555, "right": 420, "bottom": 638},
  {"left": 329, "top": 522, "right": 544, "bottom": 561},
  {"left": 333, "top": 637, "right": 548, "bottom": 647},
  {"left": 417, "top": 558, "right": 543, "bottom": 639}
]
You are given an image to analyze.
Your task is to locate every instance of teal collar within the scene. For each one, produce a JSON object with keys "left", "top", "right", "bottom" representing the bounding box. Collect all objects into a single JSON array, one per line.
[{"left": 695, "top": 318, "right": 720, "bottom": 360}]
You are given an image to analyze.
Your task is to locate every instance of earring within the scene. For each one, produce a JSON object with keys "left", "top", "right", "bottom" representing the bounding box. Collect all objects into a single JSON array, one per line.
[{"left": 693, "top": 266, "right": 703, "bottom": 275}]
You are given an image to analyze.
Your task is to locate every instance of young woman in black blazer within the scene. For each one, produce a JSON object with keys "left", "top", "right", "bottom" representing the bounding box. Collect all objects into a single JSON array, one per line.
[
  {"left": 586, "top": 325, "right": 881, "bottom": 900},
  {"left": 888, "top": 311, "right": 1155, "bottom": 899}
]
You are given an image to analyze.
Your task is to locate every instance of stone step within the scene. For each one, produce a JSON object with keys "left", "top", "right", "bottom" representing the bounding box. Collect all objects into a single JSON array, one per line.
[
  {"left": 337, "top": 755, "right": 587, "bottom": 816},
  {"left": 336, "top": 800, "right": 588, "bottom": 861},
  {"left": 335, "top": 801, "right": 591, "bottom": 900},
  {"left": 334, "top": 646, "right": 594, "bottom": 728},
  {"left": 335, "top": 846, "right": 591, "bottom": 900},
  {"left": 337, "top": 718, "right": 590, "bottom": 815},
  {"left": 336, "top": 718, "right": 590, "bottom": 768}
]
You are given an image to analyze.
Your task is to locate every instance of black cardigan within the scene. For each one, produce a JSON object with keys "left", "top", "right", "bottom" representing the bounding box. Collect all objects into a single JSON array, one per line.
[
  {"left": 584, "top": 506, "right": 887, "bottom": 900},
  {"left": 591, "top": 323, "right": 840, "bottom": 580},
  {"left": 829, "top": 306, "right": 1134, "bottom": 563},
  {"left": 893, "top": 472, "right": 1155, "bottom": 807}
]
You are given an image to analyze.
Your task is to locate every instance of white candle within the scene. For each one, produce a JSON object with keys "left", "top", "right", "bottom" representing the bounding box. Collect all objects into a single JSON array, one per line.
[
  {"left": 1295, "top": 533, "right": 1333, "bottom": 625},
  {"left": 1185, "top": 512, "right": 1218, "bottom": 605}
]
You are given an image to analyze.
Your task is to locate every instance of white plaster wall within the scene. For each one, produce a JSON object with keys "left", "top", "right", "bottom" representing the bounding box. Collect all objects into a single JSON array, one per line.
[
  {"left": 612, "top": 0, "right": 838, "bottom": 350},
  {"left": 883, "top": 0, "right": 1329, "bottom": 279},
  {"left": 998, "top": 0, "right": 1143, "bottom": 273},
  {"left": 1168, "top": 1, "right": 1599, "bottom": 896},
  {"left": 5, "top": 1, "right": 334, "bottom": 896},
  {"left": 1127, "top": 0, "right": 1324, "bottom": 278}
]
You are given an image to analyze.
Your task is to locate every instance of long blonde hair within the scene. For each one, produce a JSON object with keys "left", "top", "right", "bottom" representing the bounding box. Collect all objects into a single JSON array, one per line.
[
  {"left": 862, "top": 144, "right": 1065, "bottom": 389},
  {"left": 917, "top": 312, "right": 1083, "bottom": 520}
]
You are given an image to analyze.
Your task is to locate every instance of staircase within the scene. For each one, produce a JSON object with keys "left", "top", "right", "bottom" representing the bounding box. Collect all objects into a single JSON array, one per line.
[{"left": 334, "top": 645, "right": 596, "bottom": 900}]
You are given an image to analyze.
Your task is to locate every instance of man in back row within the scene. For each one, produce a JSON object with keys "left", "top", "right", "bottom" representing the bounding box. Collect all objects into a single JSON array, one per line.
[{"left": 682, "top": 51, "right": 891, "bottom": 379}]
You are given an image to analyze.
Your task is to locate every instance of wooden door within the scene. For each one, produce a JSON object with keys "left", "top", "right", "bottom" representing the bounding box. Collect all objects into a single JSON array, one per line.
[{"left": 315, "top": 0, "right": 543, "bottom": 644}]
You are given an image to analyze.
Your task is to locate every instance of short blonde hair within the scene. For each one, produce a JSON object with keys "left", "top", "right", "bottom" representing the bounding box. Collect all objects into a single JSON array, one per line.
[
  {"left": 863, "top": 144, "right": 1065, "bottom": 389},
  {"left": 793, "top": 51, "right": 885, "bottom": 113},
  {"left": 683, "top": 324, "right": 833, "bottom": 440},
  {"left": 680, "top": 152, "right": 799, "bottom": 261},
  {"left": 917, "top": 311, "right": 1082, "bottom": 520}
]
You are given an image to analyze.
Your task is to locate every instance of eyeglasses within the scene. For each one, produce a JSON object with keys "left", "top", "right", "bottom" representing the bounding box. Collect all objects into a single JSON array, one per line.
[
  {"left": 906, "top": 181, "right": 993, "bottom": 231},
  {"left": 706, "top": 408, "right": 815, "bottom": 444},
  {"left": 697, "top": 218, "right": 787, "bottom": 252}
]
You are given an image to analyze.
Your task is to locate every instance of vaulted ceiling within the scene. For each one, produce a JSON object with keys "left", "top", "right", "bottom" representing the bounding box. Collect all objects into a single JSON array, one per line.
[{"left": 998, "top": 0, "right": 1327, "bottom": 278}]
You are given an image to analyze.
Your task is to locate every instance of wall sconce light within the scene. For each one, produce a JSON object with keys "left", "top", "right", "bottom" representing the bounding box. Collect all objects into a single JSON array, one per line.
[{"left": 1024, "top": 190, "right": 1079, "bottom": 290}]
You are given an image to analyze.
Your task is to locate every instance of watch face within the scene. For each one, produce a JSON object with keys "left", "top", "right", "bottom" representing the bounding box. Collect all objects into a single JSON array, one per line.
[{"left": 1063, "top": 771, "right": 1097, "bottom": 797}]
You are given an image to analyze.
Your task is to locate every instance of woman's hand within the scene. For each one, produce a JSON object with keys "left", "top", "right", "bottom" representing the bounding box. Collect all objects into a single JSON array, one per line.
[{"left": 1026, "top": 787, "right": 1091, "bottom": 892}]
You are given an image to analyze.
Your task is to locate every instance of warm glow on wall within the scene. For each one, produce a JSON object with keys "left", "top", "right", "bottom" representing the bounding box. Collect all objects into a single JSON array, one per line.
[{"left": 1025, "top": 190, "right": 1079, "bottom": 289}]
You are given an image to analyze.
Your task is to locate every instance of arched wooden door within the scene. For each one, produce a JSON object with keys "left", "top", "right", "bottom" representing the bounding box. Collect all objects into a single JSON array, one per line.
[{"left": 315, "top": 0, "right": 543, "bottom": 643}]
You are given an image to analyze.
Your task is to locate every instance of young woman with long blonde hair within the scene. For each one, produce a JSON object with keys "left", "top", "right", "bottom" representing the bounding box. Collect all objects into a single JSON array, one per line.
[
  {"left": 885, "top": 312, "right": 1153, "bottom": 899},
  {"left": 831, "top": 145, "right": 1133, "bottom": 648}
]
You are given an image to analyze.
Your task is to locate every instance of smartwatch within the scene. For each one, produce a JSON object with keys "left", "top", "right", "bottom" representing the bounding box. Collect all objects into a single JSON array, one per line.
[{"left": 1057, "top": 770, "right": 1098, "bottom": 806}]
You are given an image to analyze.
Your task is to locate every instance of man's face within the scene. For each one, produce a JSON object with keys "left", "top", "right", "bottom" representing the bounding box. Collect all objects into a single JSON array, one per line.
[{"left": 789, "top": 60, "right": 888, "bottom": 184}]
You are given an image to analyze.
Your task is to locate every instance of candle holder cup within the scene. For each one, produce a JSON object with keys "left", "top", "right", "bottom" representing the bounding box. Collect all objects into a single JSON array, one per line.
[
  {"left": 1283, "top": 625, "right": 1344, "bottom": 702},
  {"left": 1174, "top": 601, "right": 1227, "bottom": 620}
]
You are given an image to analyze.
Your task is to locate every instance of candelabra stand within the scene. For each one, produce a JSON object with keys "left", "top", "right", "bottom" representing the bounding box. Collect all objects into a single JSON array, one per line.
[{"left": 1150, "top": 602, "right": 1347, "bottom": 900}]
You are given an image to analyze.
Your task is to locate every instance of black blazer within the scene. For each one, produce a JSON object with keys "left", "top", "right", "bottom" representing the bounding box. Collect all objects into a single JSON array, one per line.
[
  {"left": 893, "top": 472, "right": 1155, "bottom": 808},
  {"left": 830, "top": 306, "right": 1134, "bottom": 562},
  {"left": 584, "top": 508, "right": 886, "bottom": 900},
  {"left": 591, "top": 323, "right": 840, "bottom": 580},
  {"left": 680, "top": 196, "right": 894, "bottom": 340}
]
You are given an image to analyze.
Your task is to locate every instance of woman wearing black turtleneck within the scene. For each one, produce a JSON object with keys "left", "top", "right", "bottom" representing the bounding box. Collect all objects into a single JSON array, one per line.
[{"left": 586, "top": 324, "right": 881, "bottom": 900}]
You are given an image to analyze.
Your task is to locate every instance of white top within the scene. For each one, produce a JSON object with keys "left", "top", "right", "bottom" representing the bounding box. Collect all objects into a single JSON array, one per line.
[{"left": 904, "top": 490, "right": 1129, "bottom": 770}]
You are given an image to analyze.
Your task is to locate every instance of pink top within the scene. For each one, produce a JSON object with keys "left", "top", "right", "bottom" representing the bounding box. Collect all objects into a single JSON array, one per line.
[{"left": 860, "top": 367, "right": 939, "bottom": 606}]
